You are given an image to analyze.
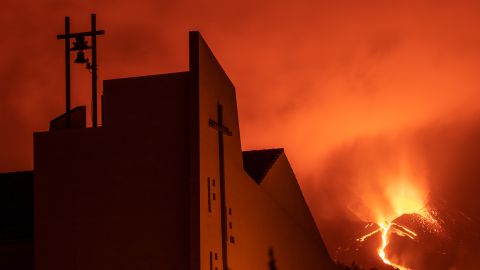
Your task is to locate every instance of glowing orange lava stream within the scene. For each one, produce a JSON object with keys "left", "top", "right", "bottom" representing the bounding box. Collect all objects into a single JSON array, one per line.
[{"left": 358, "top": 221, "right": 417, "bottom": 270}]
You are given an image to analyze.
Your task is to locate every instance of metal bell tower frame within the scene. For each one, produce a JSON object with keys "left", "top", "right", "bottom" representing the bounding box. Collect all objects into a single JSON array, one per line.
[{"left": 57, "top": 14, "right": 105, "bottom": 128}]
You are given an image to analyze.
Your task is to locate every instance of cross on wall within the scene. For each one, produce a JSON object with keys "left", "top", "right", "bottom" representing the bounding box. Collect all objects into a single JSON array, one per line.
[{"left": 208, "top": 103, "right": 232, "bottom": 270}]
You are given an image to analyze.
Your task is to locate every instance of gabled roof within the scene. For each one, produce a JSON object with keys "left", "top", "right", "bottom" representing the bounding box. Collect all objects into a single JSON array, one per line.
[{"left": 242, "top": 148, "right": 284, "bottom": 184}]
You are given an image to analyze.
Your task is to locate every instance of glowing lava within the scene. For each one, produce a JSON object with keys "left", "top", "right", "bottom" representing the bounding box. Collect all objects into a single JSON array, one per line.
[
  {"left": 350, "top": 162, "right": 442, "bottom": 269},
  {"left": 358, "top": 221, "right": 417, "bottom": 270},
  {"left": 379, "top": 222, "right": 415, "bottom": 270}
]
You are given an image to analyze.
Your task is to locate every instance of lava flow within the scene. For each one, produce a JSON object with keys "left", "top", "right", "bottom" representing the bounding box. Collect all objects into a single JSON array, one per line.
[{"left": 358, "top": 221, "right": 417, "bottom": 270}]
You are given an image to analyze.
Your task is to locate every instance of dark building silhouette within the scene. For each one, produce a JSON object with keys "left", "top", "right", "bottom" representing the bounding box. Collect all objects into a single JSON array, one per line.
[
  {"left": 0, "top": 171, "right": 33, "bottom": 270},
  {"left": 1, "top": 32, "right": 335, "bottom": 270}
]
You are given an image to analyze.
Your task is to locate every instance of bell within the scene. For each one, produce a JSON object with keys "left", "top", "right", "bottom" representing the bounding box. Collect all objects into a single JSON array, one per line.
[
  {"left": 71, "top": 36, "right": 91, "bottom": 51},
  {"left": 74, "top": 51, "right": 89, "bottom": 64}
]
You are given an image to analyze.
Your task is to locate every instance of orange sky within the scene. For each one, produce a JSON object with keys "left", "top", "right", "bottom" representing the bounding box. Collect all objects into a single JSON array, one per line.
[
  {"left": 2, "top": 1, "right": 480, "bottom": 267},
  {"left": 2, "top": 0, "right": 480, "bottom": 203}
]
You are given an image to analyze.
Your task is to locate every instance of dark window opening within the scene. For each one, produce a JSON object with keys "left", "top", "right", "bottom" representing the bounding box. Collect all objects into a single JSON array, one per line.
[
  {"left": 207, "top": 177, "right": 211, "bottom": 213},
  {"left": 209, "top": 251, "right": 213, "bottom": 270}
]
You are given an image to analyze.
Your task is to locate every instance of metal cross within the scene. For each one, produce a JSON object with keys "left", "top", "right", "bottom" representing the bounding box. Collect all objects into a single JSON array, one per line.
[{"left": 208, "top": 103, "right": 232, "bottom": 270}]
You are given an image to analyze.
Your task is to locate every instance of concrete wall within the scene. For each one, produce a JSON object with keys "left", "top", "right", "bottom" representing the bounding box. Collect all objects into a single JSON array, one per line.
[
  {"left": 34, "top": 73, "right": 192, "bottom": 270},
  {"left": 192, "top": 32, "right": 334, "bottom": 270},
  {"left": 193, "top": 30, "right": 244, "bottom": 270},
  {"left": 103, "top": 72, "right": 189, "bottom": 129},
  {"left": 260, "top": 153, "right": 332, "bottom": 261}
]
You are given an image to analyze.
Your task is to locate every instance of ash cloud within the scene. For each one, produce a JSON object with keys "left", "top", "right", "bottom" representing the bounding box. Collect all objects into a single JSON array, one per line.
[
  {"left": 412, "top": 117, "right": 480, "bottom": 220},
  {"left": 1, "top": 0, "right": 480, "bottom": 268},
  {"left": 308, "top": 115, "right": 480, "bottom": 223}
]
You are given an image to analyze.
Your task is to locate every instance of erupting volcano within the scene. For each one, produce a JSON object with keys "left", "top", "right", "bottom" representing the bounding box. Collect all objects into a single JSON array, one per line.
[
  {"left": 352, "top": 171, "right": 446, "bottom": 269},
  {"left": 314, "top": 120, "right": 480, "bottom": 270},
  {"left": 357, "top": 209, "right": 439, "bottom": 270},
  {"left": 354, "top": 174, "right": 443, "bottom": 270},
  {"left": 347, "top": 166, "right": 442, "bottom": 269},
  {"left": 320, "top": 159, "right": 479, "bottom": 270}
]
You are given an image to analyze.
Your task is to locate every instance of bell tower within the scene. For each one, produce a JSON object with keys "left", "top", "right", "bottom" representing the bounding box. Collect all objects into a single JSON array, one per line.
[{"left": 56, "top": 14, "right": 104, "bottom": 129}]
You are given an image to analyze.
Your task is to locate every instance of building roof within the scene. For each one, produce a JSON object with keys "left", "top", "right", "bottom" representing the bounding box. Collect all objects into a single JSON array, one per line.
[{"left": 242, "top": 148, "right": 284, "bottom": 184}]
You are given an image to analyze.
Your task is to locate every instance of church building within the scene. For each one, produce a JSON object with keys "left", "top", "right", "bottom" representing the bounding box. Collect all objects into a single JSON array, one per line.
[{"left": 14, "top": 32, "right": 335, "bottom": 270}]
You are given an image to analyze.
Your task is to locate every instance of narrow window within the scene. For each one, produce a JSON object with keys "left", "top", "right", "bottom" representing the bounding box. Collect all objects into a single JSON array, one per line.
[
  {"left": 208, "top": 177, "right": 211, "bottom": 213},
  {"left": 209, "top": 251, "right": 213, "bottom": 270}
]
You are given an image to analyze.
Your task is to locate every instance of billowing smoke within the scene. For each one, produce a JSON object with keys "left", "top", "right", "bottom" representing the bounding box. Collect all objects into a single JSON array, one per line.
[
  {"left": 2, "top": 0, "right": 480, "bottom": 173},
  {"left": 307, "top": 132, "right": 429, "bottom": 223},
  {"left": 1, "top": 1, "right": 480, "bottom": 268}
]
